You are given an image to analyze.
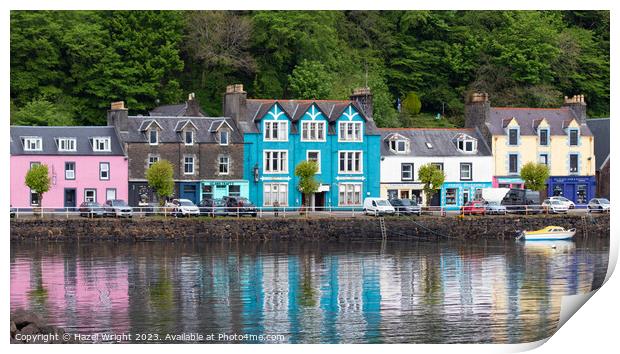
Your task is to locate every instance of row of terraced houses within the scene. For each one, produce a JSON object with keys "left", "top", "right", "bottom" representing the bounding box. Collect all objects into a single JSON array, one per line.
[{"left": 10, "top": 85, "right": 610, "bottom": 210}]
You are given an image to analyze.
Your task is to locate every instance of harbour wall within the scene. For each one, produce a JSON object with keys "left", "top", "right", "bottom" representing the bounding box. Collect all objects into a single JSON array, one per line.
[{"left": 10, "top": 214, "right": 610, "bottom": 242}]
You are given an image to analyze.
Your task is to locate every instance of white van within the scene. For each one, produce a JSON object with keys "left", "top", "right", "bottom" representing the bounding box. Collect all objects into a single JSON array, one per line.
[{"left": 363, "top": 198, "right": 395, "bottom": 216}]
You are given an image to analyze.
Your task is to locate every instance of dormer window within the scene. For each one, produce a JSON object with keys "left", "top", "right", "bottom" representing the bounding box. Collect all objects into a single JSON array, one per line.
[
  {"left": 149, "top": 129, "right": 158, "bottom": 145},
  {"left": 508, "top": 128, "right": 519, "bottom": 145},
  {"left": 184, "top": 130, "right": 194, "bottom": 145},
  {"left": 455, "top": 134, "right": 477, "bottom": 153},
  {"left": 23, "top": 137, "right": 42, "bottom": 151},
  {"left": 57, "top": 137, "right": 77, "bottom": 152},
  {"left": 539, "top": 129, "right": 549, "bottom": 146},
  {"left": 91, "top": 137, "right": 111, "bottom": 152},
  {"left": 220, "top": 130, "right": 229, "bottom": 146}
]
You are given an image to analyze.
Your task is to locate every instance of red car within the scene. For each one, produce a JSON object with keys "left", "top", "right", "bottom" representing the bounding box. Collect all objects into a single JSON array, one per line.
[{"left": 461, "top": 200, "right": 486, "bottom": 215}]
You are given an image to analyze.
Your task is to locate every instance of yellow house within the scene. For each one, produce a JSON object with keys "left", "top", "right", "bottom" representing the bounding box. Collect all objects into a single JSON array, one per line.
[{"left": 465, "top": 93, "right": 596, "bottom": 205}]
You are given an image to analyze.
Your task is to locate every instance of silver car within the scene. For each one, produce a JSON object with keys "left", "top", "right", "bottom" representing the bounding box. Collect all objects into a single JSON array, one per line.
[
  {"left": 104, "top": 199, "right": 133, "bottom": 218},
  {"left": 587, "top": 198, "right": 610, "bottom": 213},
  {"left": 542, "top": 199, "right": 569, "bottom": 214},
  {"left": 549, "top": 196, "right": 575, "bottom": 209},
  {"left": 484, "top": 201, "right": 507, "bottom": 215}
]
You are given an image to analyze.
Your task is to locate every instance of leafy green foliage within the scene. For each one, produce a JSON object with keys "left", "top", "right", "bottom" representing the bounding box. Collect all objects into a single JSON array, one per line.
[
  {"left": 25, "top": 164, "right": 51, "bottom": 205},
  {"left": 418, "top": 164, "right": 446, "bottom": 206},
  {"left": 402, "top": 92, "right": 422, "bottom": 115},
  {"left": 10, "top": 10, "right": 609, "bottom": 125},
  {"left": 12, "top": 99, "right": 74, "bottom": 126},
  {"left": 520, "top": 162, "right": 550, "bottom": 192},
  {"left": 145, "top": 160, "right": 175, "bottom": 205},
  {"left": 295, "top": 161, "right": 320, "bottom": 206}
]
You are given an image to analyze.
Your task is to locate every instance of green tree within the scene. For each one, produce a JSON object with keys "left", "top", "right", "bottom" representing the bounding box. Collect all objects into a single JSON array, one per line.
[
  {"left": 295, "top": 160, "right": 320, "bottom": 209},
  {"left": 418, "top": 164, "right": 445, "bottom": 206},
  {"left": 24, "top": 164, "right": 51, "bottom": 211},
  {"left": 402, "top": 92, "right": 422, "bottom": 115},
  {"left": 11, "top": 98, "right": 74, "bottom": 126},
  {"left": 288, "top": 60, "right": 333, "bottom": 99},
  {"left": 145, "top": 160, "right": 175, "bottom": 205},
  {"left": 520, "top": 162, "right": 550, "bottom": 191}
]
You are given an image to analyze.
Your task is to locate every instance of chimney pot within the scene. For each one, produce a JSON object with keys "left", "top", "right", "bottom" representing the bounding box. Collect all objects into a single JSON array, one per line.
[{"left": 111, "top": 101, "right": 126, "bottom": 110}]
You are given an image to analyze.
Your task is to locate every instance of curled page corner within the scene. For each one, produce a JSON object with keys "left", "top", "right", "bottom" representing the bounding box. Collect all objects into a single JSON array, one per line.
[{"left": 557, "top": 291, "right": 597, "bottom": 330}]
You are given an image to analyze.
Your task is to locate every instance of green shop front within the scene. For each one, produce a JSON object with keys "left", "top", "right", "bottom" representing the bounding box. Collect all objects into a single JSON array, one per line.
[{"left": 200, "top": 180, "right": 250, "bottom": 201}]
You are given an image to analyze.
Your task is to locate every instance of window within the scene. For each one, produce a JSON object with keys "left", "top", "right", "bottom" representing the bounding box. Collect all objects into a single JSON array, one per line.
[
  {"left": 401, "top": 163, "right": 413, "bottom": 181},
  {"left": 509, "top": 154, "right": 518, "bottom": 174},
  {"left": 425, "top": 142, "right": 433, "bottom": 149},
  {"left": 65, "top": 162, "right": 75, "bottom": 180},
  {"left": 202, "top": 185, "right": 213, "bottom": 200},
  {"left": 508, "top": 128, "right": 519, "bottom": 145},
  {"left": 306, "top": 151, "right": 321, "bottom": 173},
  {"left": 23, "top": 137, "right": 42, "bottom": 151},
  {"left": 264, "top": 150, "right": 288, "bottom": 173},
  {"left": 220, "top": 130, "right": 229, "bottom": 146},
  {"left": 106, "top": 188, "right": 117, "bottom": 202},
  {"left": 539, "top": 129, "right": 549, "bottom": 146},
  {"left": 569, "top": 129, "right": 579, "bottom": 146},
  {"left": 99, "top": 162, "right": 110, "bottom": 180},
  {"left": 219, "top": 156, "right": 229, "bottom": 175},
  {"left": 431, "top": 163, "right": 444, "bottom": 172},
  {"left": 264, "top": 183, "right": 288, "bottom": 206},
  {"left": 460, "top": 163, "right": 472, "bottom": 180},
  {"left": 184, "top": 156, "right": 195, "bottom": 175},
  {"left": 338, "top": 183, "right": 362, "bottom": 206},
  {"left": 58, "top": 138, "right": 76, "bottom": 152},
  {"left": 387, "top": 189, "right": 398, "bottom": 200},
  {"left": 474, "top": 188, "right": 483, "bottom": 201},
  {"left": 570, "top": 154, "right": 579, "bottom": 173},
  {"left": 229, "top": 185, "right": 241, "bottom": 197},
  {"left": 185, "top": 130, "right": 194, "bottom": 145},
  {"left": 149, "top": 129, "right": 158, "bottom": 145},
  {"left": 389, "top": 139, "right": 409, "bottom": 153},
  {"left": 338, "top": 122, "right": 363, "bottom": 142},
  {"left": 264, "top": 121, "right": 288, "bottom": 141},
  {"left": 539, "top": 154, "right": 549, "bottom": 166},
  {"left": 148, "top": 155, "right": 159, "bottom": 168},
  {"left": 92, "top": 137, "right": 111, "bottom": 152},
  {"left": 445, "top": 188, "right": 457, "bottom": 205},
  {"left": 84, "top": 189, "right": 97, "bottom": 203},
  {"left": 301, "top": 121, "right": 325, "bottom": 141},
  {"left": 456, "top": 135, "right": 477, "bottom": 153},
  {"left": 339, "top": 151, "right": 363, "bottom": 173},
  {"left": 576, "top": 185, "right": 587, "bottom": 204}
]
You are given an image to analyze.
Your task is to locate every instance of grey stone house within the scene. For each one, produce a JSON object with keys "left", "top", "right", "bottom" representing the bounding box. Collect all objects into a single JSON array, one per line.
[
  {"left": 107, "top": 95, "right": 247, "bottom": 206},
  {"left": 587, "top": 118, "right": 610, "bottom": 199}
]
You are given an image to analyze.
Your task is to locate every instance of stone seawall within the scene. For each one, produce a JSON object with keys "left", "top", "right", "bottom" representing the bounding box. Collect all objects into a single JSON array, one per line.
[{"left": 10, "top": 214, "right": 609, "bottom": 241}]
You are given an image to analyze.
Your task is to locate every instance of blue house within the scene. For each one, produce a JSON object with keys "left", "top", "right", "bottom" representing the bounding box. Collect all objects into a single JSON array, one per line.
[{"left": 223, "top": 85, "right": 381, "bottom": 209}]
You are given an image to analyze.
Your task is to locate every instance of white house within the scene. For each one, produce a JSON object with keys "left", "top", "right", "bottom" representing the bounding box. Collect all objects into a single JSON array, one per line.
[{"left": 379, "top": 128, "right": 494, "bottom": 209}]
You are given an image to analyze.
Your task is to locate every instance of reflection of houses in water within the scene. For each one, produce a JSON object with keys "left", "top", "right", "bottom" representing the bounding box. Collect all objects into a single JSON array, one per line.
[
  {"left": 319, "top": 255, "right": 340, "bottom": 343},
  {"left": 261, "top": 255, "right": 290, "bottom": 338},
  {"left": 486, "top": 256, "right": 510, "bottom": 342},
  {"left": 239, "top": 255, "right": 264, "bottom": 339},
  {"left": 335, "top": 254, "right": 365, "bottom": 343}
]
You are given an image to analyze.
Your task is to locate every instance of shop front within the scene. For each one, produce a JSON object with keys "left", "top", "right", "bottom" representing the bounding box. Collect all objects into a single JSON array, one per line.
[
  {"left": 547, "top": 176, "right": 596, "bottom": 205},
  {"left": 201, "top": 180, "right": 249, "bottom": 202},
  {"left": 380, "top": 183, "right": 423, "bottom": 204},
  {"left": 440, "top": 182, "right": 492, "bottom": 210},
  {"left": 492, "top": 176, "right": 525, "bottom": 189}
]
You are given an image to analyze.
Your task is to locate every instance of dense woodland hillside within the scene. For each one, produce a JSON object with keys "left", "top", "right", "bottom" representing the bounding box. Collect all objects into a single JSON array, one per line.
[{"left": 10, "top": 10, "right": 609, "bottom": 128}]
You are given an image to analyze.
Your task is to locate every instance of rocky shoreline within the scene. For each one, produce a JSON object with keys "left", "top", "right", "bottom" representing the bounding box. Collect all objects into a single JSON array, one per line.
[
  {"left": 11, "top": 309, "right": 78, "bottom": 344},
  {"left": 10, "top": 214, "right": 610, "bottom": 241}
]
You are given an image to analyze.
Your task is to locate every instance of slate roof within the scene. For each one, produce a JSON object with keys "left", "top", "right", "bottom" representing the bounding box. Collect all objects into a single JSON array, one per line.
[
  {"left": 487, "top": 107, "right": 593, "bottom": 136},
  {"left": 379, "top": 128, "right": 492, "bottom": 157},
  {"left": 149, "top": 102, "right": 206, "bottom": 117},
  {"left": 240, "top": 99, "right": 381, "bottom": 135},
  {"left": 10, "top": 126, "right": 125, "bottom": 156},
  {"left": 586, "top": 118, "right": 610, "bottom": 170},
  {"left": 124, "top": 116, "right": 243, "bottom": 143}
]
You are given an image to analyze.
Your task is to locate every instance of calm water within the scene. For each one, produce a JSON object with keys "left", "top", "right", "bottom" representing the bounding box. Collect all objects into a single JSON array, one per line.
[{"left": 11, "top": 238, "right": 609, "bottom": 344}]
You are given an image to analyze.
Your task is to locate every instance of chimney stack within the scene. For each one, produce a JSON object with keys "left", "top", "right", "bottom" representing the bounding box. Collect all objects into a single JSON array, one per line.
[
  {"left": 464, "top": 92, "right": 491, "bottom": 144},
  {"left": 107, "top": 101, "right": 128, "bottom": 132},
  {"left": 223, "top": 84, "right": 247, "bottom": 124},
  {"left": 350, "top": 87, "right": 373, "bottom": 120},
  {"left": 563, "top": 94, "right": 587, "bottom": 123},
  {"left": 185, "top": 92, "right": 204, "bottom": 116}
]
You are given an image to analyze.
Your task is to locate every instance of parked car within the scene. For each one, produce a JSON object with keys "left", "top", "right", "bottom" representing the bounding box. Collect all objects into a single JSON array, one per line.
[
  {"left": 10, "top": 205, "right": 16, "bottom": 218},
  {"left": 225, "top": 197, "right": 257, "bottom": 217},
  {"left": 79, "top": 201, "right": 105, "bottom": 218},
  {"left": 170, "top": 199, "right": 200, "bottom": 217},
  {"left": 484, "top": 201, "right": 506, "bottom": 215},
  {"left": 501, "top": 189, "right": 543, "bottom": 214},
  {"left": 548, "top": 196, "right": 575, "bottom": 209},
  {"left": 461, "top": 200, "right": 486, "bottom": 215},
  {"left": 587, "top": 198, "right": 610, "bottom": 213},
  {"left": 542, "top": 199, "right": 569, "bottom": 214},
  {"left": 389, "top": 198, "right": 422, "bottom": 216},
  {"left": 199, "top": 198, "right": 228, "bottom": 217},
  {"left": 104, "top": 199, "right": 133, "bottom": 218},
  {"left": 363, "top": 198, "right": 395, "bottom": 216}
]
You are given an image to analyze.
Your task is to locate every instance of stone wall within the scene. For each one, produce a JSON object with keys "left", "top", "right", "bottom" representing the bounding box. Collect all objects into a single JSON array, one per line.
[{"left": 10, "top": 214, "right": 609, "bottom": 242}]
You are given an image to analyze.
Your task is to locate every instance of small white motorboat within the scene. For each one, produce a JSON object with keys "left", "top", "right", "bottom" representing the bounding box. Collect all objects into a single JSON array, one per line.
[{"left": 517, "top": 226, "right": 576, "bottom": 241}]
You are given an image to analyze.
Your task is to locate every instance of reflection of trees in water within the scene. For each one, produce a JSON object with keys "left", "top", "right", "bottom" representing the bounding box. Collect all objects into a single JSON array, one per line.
[
  {"left": 299, "top": 256, "right": 317, "bottom": 307},
  {"left": 27, "top": 255, "right": 48, "bottom": 312}
]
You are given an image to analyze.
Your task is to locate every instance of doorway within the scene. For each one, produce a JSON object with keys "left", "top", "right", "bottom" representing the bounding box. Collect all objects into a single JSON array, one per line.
[
  {"left": 302, "top": 192, "right": 326, "bottom": 211},
  {"left": 64, "top": 188, "right": 76, "bottom": 209}
]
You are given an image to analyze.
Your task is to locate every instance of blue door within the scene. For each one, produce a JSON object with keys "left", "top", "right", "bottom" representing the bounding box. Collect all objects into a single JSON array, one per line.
[
  {"left": 180, "top": 183, "right": 199, "bottom": 203},
  {"left": 565, "top": 183, "right": 576, "bottom": 203}
]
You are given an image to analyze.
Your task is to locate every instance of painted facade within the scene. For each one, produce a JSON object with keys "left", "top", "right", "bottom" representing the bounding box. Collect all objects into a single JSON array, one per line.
[
  {"left": 10, "top": 126, "right": 128, "bottom": 208},
  {"left": 465, "top": 93, "right": 596, "bottom": 205},
  {"left": 379, "top": 128, "right": 493, "bottom": 210},
  {"left": 224, "top": 85, "right": 381, "bottom": 208}
]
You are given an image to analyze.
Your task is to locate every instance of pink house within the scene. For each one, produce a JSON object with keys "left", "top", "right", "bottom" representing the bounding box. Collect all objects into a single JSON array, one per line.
[{"left": 10, "top": 126, "right": 128, "bottom": 208}]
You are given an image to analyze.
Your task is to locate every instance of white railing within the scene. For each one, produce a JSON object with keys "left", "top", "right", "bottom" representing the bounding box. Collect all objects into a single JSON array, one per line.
[{"left": 8, "top": 204, "right": 594, "bottom": 219}]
